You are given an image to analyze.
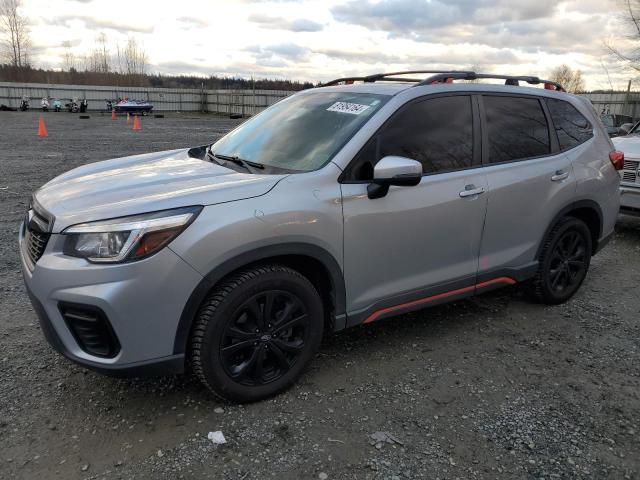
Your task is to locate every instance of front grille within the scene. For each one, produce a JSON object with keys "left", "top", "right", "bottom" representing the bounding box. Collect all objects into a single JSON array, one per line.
[
  {"left": 59, "top": 303, "right": 121, "bottom": 358},
  {"left": 24, "top": 228, "right": 50, "bottom": 266},
  {"left": 622, "top": 159, "right": 640, "bottom": 184}
]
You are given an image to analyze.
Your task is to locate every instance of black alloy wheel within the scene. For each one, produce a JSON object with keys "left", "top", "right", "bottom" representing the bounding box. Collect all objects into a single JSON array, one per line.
[
  {"left": 531, "top": 217, "right": 592, "bottom": 305},
  {"left": 547, "top": 229, "right": 588, "bottom": 295},
  {"left": 190, "top": 264, "right": 324, "bottom": 403},
  {"left": 220, "top": 290, "right": 308, "bottom": 386}
]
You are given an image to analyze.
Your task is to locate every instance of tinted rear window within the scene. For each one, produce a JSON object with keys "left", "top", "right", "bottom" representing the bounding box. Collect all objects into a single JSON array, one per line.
[
  {"left": 484, "top": 96, "right": 550, "bottom": 163},
  {"left": 546, "top": 99, "right": 593, "bottom": 150}
]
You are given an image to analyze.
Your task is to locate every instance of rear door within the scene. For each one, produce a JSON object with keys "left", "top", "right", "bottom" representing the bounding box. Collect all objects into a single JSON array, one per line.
[
  {"left": 477, "top": 94, "right": 576, "bottom": 277},
  {"left": 341, "top": 94, "right": 489, "bottom": 322}
]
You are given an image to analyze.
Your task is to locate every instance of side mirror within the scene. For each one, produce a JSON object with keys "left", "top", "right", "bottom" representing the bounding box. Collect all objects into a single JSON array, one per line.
[{"left": 367, "top": 156, "right": 422, "bottom": 199}]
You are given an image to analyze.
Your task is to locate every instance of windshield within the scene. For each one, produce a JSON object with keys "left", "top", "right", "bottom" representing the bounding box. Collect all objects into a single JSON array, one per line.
[
  {"left": 626, "top": 120, "right": 640, "bottom": 135},
  {"left": 211, "top": 92, "right": 389, "bottom": 172},
  {"left": 600, "top": 115, "right": 614, "bottom": 127}
]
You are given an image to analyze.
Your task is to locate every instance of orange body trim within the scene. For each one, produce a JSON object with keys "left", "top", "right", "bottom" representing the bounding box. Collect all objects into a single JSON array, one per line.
[{"left": 363, "top": 276, "right": 516, "bottom": 324}]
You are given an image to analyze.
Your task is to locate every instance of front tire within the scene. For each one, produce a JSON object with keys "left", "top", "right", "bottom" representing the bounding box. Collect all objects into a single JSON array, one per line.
[
  {"left": 190, "top": 264, "right": 324, "bottom": 403},
  {"left": 530, "top": 217, "right": 592, "bottom": 305}
]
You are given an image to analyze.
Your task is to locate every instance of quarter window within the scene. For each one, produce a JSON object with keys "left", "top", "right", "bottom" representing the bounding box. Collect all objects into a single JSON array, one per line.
[
  {"left": 546, "top": 98, "right": 593, "bottom": 150},
  {"left": 484, "top": 96, "right": 550, "bottom": 163},
  {"left": 344, "top": 95, "right": 474, "bottom": 180}
]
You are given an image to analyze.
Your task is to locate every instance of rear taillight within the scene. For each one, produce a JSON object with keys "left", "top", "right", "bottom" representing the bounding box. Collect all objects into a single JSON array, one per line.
[{"left": 609, "top": 150, "right": 624, "bottom": 171}]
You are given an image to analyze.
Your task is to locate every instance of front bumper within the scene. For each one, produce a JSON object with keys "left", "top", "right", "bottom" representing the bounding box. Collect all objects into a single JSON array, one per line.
[
  {"left": 19, "top": 223, "right": 203, "bottom": 376},
  {"left": 620, "top": 184, "right": 640, "bottom": 215}
]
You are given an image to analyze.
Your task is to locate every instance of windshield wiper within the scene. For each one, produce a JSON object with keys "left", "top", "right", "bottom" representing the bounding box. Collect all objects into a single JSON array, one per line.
[
  {"left": 210, "top": 151, "right": 265, "bottom": 173},
  {"left": 205, "top": 147, "right": 225, "bottom": 166}
]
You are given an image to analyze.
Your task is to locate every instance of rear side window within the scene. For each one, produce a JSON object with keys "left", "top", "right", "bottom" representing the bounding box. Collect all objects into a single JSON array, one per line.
[
  {"left": 344, "top": 95, "right": 474, "bottom": 180},
  {"left": 484, "top": 96, "right": 550, "bottom": 164},
  {"left": 546, "top": 98, "right": 593, "bottom": 150}
]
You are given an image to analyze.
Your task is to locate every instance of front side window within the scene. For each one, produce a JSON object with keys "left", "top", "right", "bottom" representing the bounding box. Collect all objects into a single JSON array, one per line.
[
  {"left": 211, "top": 92, "right": 388, "bottom": 173},
  {"left": 484, "top": 96, "right": 550, "bottom": 164},
  {"left": 546, "top": 99, "right": 593, "bottom": 150},
  {"left": 344, "top": 95, "right": 474, "bottom": 181}
]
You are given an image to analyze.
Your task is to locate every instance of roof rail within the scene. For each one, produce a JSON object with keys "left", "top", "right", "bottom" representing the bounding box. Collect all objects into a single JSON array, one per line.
[
  {"left": 319, "top": 70, "right": 565, "bottom": 92},
  {"left": 419, "top": 72, "right": 565, "bottom": 91}
]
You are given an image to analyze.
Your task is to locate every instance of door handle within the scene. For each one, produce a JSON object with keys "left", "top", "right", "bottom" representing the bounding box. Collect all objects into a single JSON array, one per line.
[
  {"left": 459, "top": 185, "right": 486, "bottom": 198},
  {"left": 551, "top": 170, "right": 569, "bottom": 182}
]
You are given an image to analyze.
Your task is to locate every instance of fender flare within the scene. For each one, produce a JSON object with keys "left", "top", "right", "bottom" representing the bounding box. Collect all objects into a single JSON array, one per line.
[
  {"left": 173, "top": 243, "right": 346, "bottom": 354},
  {"left": 535, "top": 199, "right": 603, "bottom": 260}
]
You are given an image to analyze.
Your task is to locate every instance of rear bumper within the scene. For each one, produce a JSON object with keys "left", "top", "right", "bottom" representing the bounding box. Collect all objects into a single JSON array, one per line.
[{"left": 620, "top": 184, "right": 640, "bottom": 214}]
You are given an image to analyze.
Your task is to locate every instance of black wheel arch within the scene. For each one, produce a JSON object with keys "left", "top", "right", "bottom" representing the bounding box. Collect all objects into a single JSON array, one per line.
[
  {"left": 536, "top": 199, "right": 603, "bottom": 260},
  {"left": 173, "top": 243, "right": 346, "bottom": 355}
]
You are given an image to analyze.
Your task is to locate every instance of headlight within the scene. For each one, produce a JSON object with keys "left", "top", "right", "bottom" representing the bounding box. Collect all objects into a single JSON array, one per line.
[{"left": 63, "top": 206, "right": 202, "bottom": 263}]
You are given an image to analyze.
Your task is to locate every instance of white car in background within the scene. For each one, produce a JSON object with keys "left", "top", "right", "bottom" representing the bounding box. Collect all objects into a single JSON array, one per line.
[{"left": 613, "top": 125, "right": 640, "bottom": 216}]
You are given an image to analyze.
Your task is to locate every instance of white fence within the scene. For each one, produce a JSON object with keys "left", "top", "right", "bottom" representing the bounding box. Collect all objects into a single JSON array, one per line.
[{"left": 0, "top": 82, "right": 293, "bottom": 115}]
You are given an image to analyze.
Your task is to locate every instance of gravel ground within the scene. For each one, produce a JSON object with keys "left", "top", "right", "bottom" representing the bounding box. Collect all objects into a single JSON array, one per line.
[{"left": 0, "top": 111, "right": 639, "bottom": 480}]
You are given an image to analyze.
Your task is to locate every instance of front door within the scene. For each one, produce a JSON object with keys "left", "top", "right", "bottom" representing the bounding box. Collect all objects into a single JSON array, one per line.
[{"left": 340, "top": 94, "right": 488, "bottom": 324}]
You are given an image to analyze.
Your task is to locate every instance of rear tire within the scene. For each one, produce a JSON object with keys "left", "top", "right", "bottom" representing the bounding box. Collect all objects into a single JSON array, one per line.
[
  {"left": 190, "top": 264, "right": 324, "bottom": 403},
  {"left": 530, "top": 217, "right": 592, "bottom": 305}
]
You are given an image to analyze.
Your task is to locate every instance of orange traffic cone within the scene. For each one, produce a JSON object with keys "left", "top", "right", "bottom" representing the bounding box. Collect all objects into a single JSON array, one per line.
[
  {"left": 38, "top": 116, "right": 48, "bottom": 137},
  {"left": 132, "top": 114, "right": 141, "bottom": 131},
  {"left": 126, "top": 113, "right": 130, "bottom": 125},
  {"left": 111, "top": 109, "right": 116, "bottom": 120}
]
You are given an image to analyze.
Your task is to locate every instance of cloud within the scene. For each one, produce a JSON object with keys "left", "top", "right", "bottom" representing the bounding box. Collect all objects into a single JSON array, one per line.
[
  {"left": 176, "top": 16, "right": 209, "bottom": 29},
  {"left": 45, "top": 15, "right": 154, "bottom": 34},
  {"left": 246, "top": 43, "right": 310, "bottom": 62},
  {"left": 329, "top": 0, "right": 611, "bottom": 59},
  {"left": 314, "top": 46, "right": 524, "bottom": 69},
  {"left": 247, "top": 14, "right": 323, "bottom": 32},
  {"left": 331, "top": 0, "right": 559, "bottom": 32}
]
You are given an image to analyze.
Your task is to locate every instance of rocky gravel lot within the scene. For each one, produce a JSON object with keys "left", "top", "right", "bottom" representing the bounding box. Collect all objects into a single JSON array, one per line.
[{"left": 1, "top": 111, "right": 639, "bottom": 480}]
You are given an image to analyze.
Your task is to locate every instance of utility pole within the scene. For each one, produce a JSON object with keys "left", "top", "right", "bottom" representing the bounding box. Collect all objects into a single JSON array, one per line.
[{"left": 625, "top": 79, "right": 632, "bottom": 117}]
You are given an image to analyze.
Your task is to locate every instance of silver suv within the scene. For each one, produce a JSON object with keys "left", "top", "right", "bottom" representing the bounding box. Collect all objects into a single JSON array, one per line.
[{"left": 20, "top": 71, "right": 622, "bottom": 402}]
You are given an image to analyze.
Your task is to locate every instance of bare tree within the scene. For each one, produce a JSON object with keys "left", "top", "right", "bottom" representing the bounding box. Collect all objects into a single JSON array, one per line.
[
  {"left": 116, "top": 37, "right": 148, "bottom": 76},
  {"left": 550, "top": 64, "right": 585, "bottom": 93},
  {"left": 61, "top": 40, "right": 76, "bottom": 71},
  {"left": 87, "top": 32, "right": 110, "bottom": 73},
  {"left": 607, "top": 0, "right": 640, "bottom": 72},
  {"left": 0, "top": 0, "right": 30, "bottom": 67}
]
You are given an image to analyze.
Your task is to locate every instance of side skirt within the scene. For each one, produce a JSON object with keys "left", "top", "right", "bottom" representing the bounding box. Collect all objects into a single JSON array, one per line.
[{"left": 344, "top": 262, "right": 537, "bottom": 328}]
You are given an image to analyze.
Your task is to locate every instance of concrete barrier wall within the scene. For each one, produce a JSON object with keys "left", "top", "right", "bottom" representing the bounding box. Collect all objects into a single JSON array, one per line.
[
  {"left": 580, "top": 92, "right": 640, "bottom": 118},
  {"left": 0, "top": 81, "right": 293, "bottom": 114},
  {"left": 1, "top": 81, "right": 637, "bottom": 119}
]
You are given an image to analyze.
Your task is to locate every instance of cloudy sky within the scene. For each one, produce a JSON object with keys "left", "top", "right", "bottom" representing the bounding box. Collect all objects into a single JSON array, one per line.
[{"left": 21, "top": 0, "right": 631, "bottom": 90}]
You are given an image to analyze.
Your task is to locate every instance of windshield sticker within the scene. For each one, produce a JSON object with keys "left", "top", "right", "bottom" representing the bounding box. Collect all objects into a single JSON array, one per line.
[{"left": 326, "top": 102, "right": 371, "bottom": 115}]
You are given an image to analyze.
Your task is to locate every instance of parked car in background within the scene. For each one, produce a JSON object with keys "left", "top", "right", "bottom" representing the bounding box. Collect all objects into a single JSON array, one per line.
[
  {"left": 602, "top": 114, "right": 634, "bottom": 137},
  {"left": 618, "top": 123, "right": 636, "bottom": 136},
  {"left": 613, "top": 124, "right": 640, "bottom": 215},
  {"left": 20, "top": 70, "right": 622, "bottom": 402}
]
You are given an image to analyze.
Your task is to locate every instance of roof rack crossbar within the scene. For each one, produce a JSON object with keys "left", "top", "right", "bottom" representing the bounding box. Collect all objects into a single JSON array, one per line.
[
  {"left": 320, "top": 70, "right": 475, "bottom": 87},
  {"left": 319, "top": 70, "right": 565, "bottom": 92}
]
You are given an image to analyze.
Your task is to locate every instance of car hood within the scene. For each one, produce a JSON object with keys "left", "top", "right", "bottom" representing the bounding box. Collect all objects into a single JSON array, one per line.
[
  {"left": 612, "top": 135, "right": 640, "bottom": 158},
  {"left": 34, "top": 148, "right": 287, "bottom": 232}
]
